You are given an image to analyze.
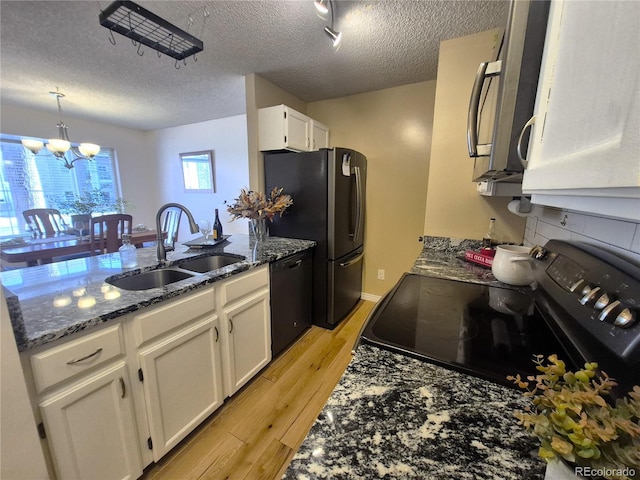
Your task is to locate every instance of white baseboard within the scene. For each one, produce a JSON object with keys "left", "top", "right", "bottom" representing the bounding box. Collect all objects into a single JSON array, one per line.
[{"left": 361, "top": 292, "right": 381, "bottom": 303}]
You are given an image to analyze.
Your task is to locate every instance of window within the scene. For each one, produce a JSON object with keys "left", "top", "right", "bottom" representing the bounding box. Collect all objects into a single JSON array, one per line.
[
  {"left": 180, "top": 150, "right": 215, "bottom": 192},
  {"left": 0, "top": 138, "right": 121, "bottom": 237}
]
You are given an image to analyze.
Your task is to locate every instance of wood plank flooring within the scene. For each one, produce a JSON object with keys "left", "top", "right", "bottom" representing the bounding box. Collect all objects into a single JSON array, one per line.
[{"left": 142, "top": 300, "right": 375, "bottom": 480}]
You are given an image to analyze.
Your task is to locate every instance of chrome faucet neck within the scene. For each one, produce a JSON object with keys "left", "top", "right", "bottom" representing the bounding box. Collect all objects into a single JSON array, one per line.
[{"left": 155, "top": 203, "right": 199, "bottom": 262}]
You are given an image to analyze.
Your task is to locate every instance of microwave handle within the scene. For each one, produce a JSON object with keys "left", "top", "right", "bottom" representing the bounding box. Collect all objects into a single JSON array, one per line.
[
  {"left": 467, "top": 61, "right": 501, "bottom": 158},
  {"left": 517, "top": 115, "right": 536, "bottom": 169}
]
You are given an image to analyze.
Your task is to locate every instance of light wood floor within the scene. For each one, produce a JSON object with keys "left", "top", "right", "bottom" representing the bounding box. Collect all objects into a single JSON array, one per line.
[{"left": 142, "top": 300, "right": 376, "bottom": 480}]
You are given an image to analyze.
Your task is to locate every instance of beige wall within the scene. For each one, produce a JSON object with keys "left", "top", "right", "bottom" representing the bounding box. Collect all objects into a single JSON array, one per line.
[
  {"left": 245, "top": 76, "right": 436, "bottom": 297},
  {"left": 424, "top": 29, "right": 527, "bottom": 244},
  {"left": 308, "top": 82, "right": 436, "bottom": 297}
]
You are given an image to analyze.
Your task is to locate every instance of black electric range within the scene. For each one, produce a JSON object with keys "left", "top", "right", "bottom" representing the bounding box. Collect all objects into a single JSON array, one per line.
[{"left": 361, "top": 240, "right": 640, "bottom": 394}]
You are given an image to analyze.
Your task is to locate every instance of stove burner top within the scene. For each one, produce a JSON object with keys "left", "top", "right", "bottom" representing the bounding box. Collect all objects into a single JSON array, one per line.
[
  {"left": 360, "top": 241, "right": 640, "bottom": 395},
  {"left": 361, "top": 274, "right": 573, "bottom": 388}
]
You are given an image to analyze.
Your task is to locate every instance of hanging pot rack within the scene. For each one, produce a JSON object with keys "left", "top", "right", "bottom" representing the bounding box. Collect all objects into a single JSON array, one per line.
[{"left": 99, "top": 1, "right": 204, "bottom": 67}]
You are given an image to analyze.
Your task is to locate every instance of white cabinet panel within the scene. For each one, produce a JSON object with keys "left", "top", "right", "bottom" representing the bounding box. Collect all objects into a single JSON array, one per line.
[
  {"left": 522, "top": 0, "right": 640, "bottom": 220},
  {"left": 311, "top": 120, "right": 330, "bottom": 150},
  {"left": 40, "top": 363, "right": 141, "bottom": 480},
  {"left": 31, "top": 323, "right": 124, "bottom": 393},
  {"left": 138, "top": 316, "right": 224, "bottom": 461},
  {"left": 221, "top": 290, "right": 271, "bottom": 396},
  {"left": 258, "top": 105, "right": 330, "bottom": 152}
]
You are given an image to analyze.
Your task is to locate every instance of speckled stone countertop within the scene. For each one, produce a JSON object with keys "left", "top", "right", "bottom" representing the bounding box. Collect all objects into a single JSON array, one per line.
[
  {"left": 1, "top": 234, "right": 315, "bottom": 351},
  {"left": 410, "top": 236, "right": 505, "bottom": 286},
  {"left": 283, "top": 236, "right": 543, "bottom": 480}
]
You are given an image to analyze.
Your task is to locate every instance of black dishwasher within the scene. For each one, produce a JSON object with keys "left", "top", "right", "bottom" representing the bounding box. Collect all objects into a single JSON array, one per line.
[{"left": 270, "top": 249, "right": 313, "bottom": 357}]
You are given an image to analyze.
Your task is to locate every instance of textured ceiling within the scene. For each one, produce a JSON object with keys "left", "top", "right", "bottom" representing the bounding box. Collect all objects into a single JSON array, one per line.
[{"left": 0, "top": 0, "right": 508, "bottom": 131}]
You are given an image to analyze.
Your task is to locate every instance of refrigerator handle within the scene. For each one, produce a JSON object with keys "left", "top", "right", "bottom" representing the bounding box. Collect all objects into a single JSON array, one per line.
[
  {"left": 352, "top": 166, "right": 363, "bottom": 242},
  {"left": 339, "top": 251, "right": 364, "bottom": 268},
  {"left": 467, "top": 61, "right": 501, "bottom": 158}
]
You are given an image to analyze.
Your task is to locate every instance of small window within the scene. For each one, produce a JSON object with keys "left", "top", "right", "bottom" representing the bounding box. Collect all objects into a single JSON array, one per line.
[{"left": 180, "top": 150, "right": 215, "bottom": 192}]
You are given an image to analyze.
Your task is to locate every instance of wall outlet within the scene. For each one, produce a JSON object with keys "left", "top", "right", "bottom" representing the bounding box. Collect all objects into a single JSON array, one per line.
[{"left": 377, "top": 269, "right": 385, "bottom": 280}]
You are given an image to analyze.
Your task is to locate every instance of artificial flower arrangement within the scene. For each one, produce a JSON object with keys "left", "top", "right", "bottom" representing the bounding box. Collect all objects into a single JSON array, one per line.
[
  {"left": 226, "top": 187, "right": 293, "bottom": 221},
  {"left": 508, "top": 354, "right": 640, "bottom": 480}
]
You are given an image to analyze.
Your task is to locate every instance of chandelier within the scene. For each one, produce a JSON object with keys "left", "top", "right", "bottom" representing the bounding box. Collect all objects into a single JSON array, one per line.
[{"left": 21, "top": 88, "right": 101, "bottom": 170}]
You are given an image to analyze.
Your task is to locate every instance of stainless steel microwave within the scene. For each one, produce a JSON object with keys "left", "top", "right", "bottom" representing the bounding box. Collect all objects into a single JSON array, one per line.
[{"left": 467, "top": 0, "right": 550, "bottom": 183}]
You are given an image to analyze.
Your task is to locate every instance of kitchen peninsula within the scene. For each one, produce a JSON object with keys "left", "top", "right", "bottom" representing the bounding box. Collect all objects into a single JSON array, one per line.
[
  {"left": 283, "top": 237, "right": 545, "bottom": 480},
  {"left": 1, "top": 234, "right": 315, "bottom": 480},
  {"left": 2, "top": 235, "right": 314, "bottom": 351}
]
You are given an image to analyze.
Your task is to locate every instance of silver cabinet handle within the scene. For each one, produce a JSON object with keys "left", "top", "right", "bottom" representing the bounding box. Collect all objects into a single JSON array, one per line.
[
  {"left": 66, "top": 348, "right": 103, "bottom": 365},
  {"left": 517, "top": 115, "right": 536, "bottom": 168},
  {"left": 119, "top": 377, "right": 126, "bottom": 399}
]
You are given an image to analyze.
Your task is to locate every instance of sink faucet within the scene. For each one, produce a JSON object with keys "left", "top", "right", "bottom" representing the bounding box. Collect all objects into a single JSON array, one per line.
[{"left": 155, "top": 203, "right": 200, "bottom": 263}]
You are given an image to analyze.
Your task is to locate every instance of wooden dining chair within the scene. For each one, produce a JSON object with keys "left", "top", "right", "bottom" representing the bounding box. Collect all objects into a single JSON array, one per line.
[
  {"left": 89, "top": 214, "right": 133, "bottom": 255},
  {"left": 160, "top": 206, "right": 183, "bottom": 252},
  {"left": 23, "top": 208, "right": 68, "bottom": 235}
]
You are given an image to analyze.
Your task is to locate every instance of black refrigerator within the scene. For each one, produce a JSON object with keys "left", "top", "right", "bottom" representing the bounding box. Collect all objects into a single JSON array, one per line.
[{"left": 264, "top": 147, "right": 366, "bottom": 329}]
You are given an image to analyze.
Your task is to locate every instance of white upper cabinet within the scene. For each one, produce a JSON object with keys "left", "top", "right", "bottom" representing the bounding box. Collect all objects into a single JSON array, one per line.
[
  {"left": 522, "top": 0, "right": 640, "bottom": 221},
  {"left": 311, "top": 119, "right": 330, "bottom": 150},
  {"left": 259, "top": 104, "right": 330, "bottom": 152}
]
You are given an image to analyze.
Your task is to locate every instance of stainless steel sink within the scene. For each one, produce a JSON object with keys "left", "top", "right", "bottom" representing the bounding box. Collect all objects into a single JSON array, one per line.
[
  {"left": 178, "top": 254, "right": 243, "bottom": 273},
  {"left": 107, "top": 268, "right": 195, "bottom": 291}
]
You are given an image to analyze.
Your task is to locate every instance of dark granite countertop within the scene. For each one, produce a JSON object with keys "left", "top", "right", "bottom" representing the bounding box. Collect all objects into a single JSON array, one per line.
[
  {"left": 1, "top": 234, "right": 315, "bottom": 351},
  {"left": 283, "top": 236, "right": 543, "bottom": 479}
]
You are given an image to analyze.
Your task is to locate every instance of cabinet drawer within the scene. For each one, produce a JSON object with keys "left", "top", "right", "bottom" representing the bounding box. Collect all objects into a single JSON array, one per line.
[
  {"left": 31, "top": 324, "right": 124, "bottom": 393},
  {"left": 220, "top": 266, "right": 268, "bottom": 307},
  {"left": 133, "top": 287, "right": 215, "bottom": 346}
]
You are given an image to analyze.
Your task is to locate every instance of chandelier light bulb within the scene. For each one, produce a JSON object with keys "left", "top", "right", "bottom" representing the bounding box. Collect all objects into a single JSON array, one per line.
[
  {"left": 21, "top": 139, "right": 44, "bottom": 154},
  {"left": 79, "top": 143, "right": 100, "bottom": 158},
  {"left": 46, "top": 138, "right": 71, "bottom": 154}
]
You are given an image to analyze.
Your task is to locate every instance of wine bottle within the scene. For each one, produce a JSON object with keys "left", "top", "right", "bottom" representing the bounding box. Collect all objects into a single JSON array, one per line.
[
  {"left": 482, "top": 218, "right": 496, "bottom": 250},
  {"left": 213, "top": 208, "right": 223, "bottom": 240}
]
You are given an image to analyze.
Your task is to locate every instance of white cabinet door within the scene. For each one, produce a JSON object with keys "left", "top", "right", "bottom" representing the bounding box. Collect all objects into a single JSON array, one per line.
[
  {"left": 258, "top": 105, "right": 311, "bottom": 152},
  {"left": 40, "top": 363, "right": 142, "bottom": 480},
  {"left": 221, "top": 290, "right": 271, "bottom": 396},
  {"left": 287, "top": 108, "right": 311, "bottom": 151},
  {"left": 138, "top": 316, "right": 224, "bottom": 461},
  {"left": 522, "top": 0, "right": 640, "bottom": 221},
  {"left": 311, "top": 120, "right": 330, "bottom": 150}
]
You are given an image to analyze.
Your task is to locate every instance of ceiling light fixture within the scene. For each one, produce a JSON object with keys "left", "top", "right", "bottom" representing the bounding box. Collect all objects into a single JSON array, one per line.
[
  {"left": 21, "top": 88, "right": 101, "bottom": 170},
  {"left": 314, "top": 0, "right": 329, "bottom": 15},
  {"left": 319, "top": 0, "right": 341, "bottom": 48}
]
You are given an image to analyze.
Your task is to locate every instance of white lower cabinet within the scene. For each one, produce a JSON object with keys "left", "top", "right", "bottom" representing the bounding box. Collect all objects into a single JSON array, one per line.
[
  {"left": 221, "top": 290, "right": 271, "bottom": 396},
  {"left": 26, "top": 267, "right": 272, "bottom": 479},
  {"left": 138, "top": 315, "right": 224, "bottom": 461},
  {"left": 218, "top": 264, "right": 271, "bottom": 397},
  {"left": 39, "top": 362, "right": 142, "bottom": 480}
]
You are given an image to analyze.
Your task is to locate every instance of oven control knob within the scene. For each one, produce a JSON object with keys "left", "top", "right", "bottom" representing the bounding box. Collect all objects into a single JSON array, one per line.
[
  {"left": 614, "top": 308, "right": 636, "bottom": 328},
  {"left": 569, "top": 279, "right": 587, "bottom": 294},
  {"left": 594, "top": 292, "right": 612, "bottom": 310},
  {"left": 598, "top": 300, "right": 622, "bottom": 323},
  {"left": 580, "top": 286, "right": 602, "bottom": 306}
]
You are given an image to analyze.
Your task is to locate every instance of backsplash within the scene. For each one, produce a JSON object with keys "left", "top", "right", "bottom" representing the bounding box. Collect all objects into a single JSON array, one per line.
[{"left": 522, "top": 206, "right": 640, "bottom": 264}]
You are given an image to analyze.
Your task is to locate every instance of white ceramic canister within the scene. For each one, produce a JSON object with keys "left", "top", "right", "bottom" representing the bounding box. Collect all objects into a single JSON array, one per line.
[{"left": 491, "top": 245, "right": 535, "bottom": 286}]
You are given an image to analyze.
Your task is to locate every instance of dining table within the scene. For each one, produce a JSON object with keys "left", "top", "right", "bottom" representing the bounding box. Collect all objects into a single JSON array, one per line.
[{"left": 0, "top": 230, "right": 163, "bottom": 267}]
